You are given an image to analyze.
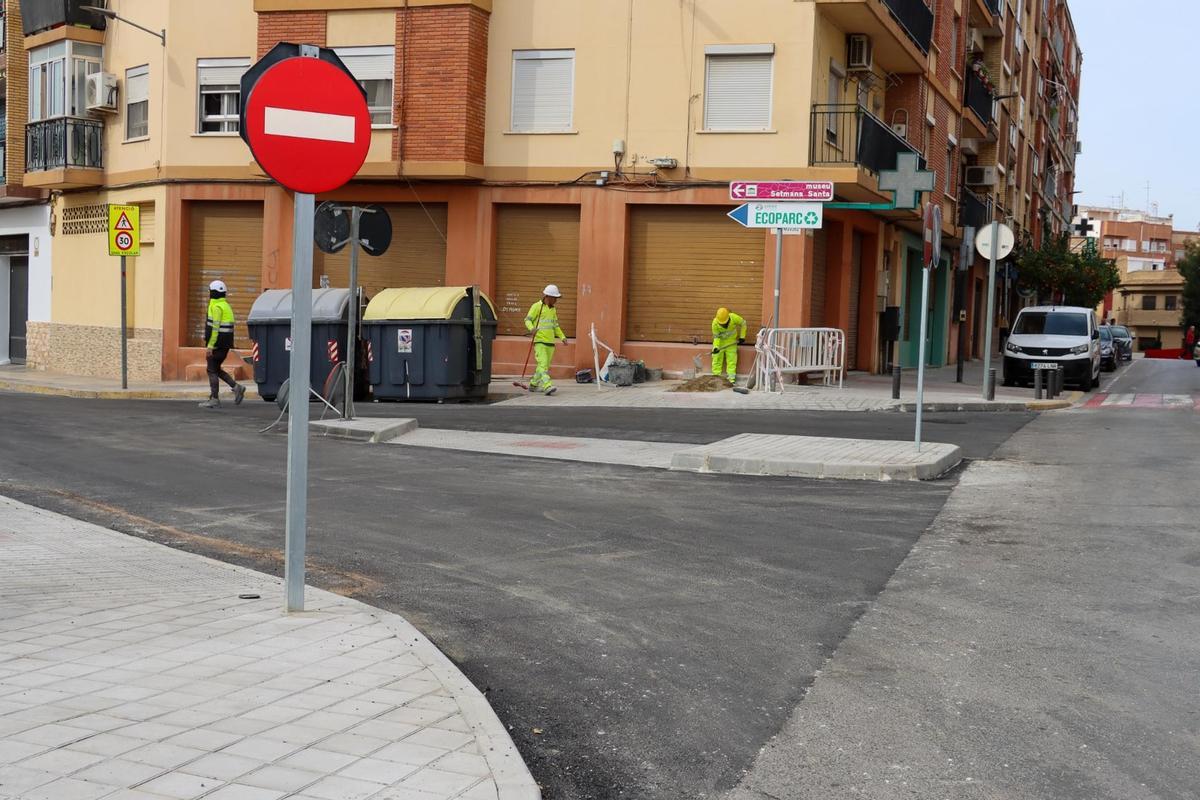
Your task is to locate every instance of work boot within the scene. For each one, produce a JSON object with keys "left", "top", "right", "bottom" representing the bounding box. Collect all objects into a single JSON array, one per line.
[
  {"left": 234, "top": 384, "right": 246, "bottom": 406},
  {"left": 545, "top": 387, "right": 557, "bottom": 396},
  {"left": 198, "top": 398, "right": 220, "bottom": 409}
]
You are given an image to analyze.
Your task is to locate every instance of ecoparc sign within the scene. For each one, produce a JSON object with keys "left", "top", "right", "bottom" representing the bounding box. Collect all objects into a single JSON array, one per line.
[{"left": 726, "top": 201, "right": 824, "bottom": 230}]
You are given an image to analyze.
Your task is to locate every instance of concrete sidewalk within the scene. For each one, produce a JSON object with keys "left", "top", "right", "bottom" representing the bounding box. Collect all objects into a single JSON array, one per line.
[
  {"left": 0, "top": 495, "right": 538, "bottom": 800},
  {"left": 0, "top": 366, "right": 258, "bottom": 402}
]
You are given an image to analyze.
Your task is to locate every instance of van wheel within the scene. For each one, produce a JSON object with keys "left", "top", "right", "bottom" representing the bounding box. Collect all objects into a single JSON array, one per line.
[{"left": 1091, "top": 369, "right": 1101, "bottom": 389}]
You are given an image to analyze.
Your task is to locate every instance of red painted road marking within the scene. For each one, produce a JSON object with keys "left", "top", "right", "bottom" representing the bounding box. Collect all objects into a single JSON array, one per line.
[
  {"left": 1083, "top": 393, "right": 1108, "bottom": 409},
  {"left": 1132, "top": 394, "right": 1163, "bottom": 408}
]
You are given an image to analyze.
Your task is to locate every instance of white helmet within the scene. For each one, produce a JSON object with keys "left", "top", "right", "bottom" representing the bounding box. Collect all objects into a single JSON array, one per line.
[
  {"left": 543, "top": 284, "right": 562, "bottom": 298},
  {"left": 209, "top": 280, "right": 228, "bottom": 293}
]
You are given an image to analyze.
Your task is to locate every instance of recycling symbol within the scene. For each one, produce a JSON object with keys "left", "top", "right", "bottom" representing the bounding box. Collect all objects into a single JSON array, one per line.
[{"left": 803, "top": 211, "right": 819, "bottom": 225}]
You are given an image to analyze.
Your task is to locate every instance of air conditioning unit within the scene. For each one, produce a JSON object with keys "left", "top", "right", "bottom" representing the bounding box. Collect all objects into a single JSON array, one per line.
[
  {"left": 86, "top": 72, "right": 118, "bottom": 113},
  {"left": 847, "top": 34, "right": 873, "bottom": 71},
  {"left": 891, "top": 123, "right": 908, "bottom": 139},
  {"left": 968, "top": 28, "right": 985, "bottom": 53},
  {"left": 965, "top": 165, "right": 998, "bottom": 187}
]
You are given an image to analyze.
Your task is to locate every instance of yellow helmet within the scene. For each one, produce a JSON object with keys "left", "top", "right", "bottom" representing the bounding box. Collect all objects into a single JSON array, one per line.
[{"left": 716, "top": 307, "right": 730, "bottom": 324}]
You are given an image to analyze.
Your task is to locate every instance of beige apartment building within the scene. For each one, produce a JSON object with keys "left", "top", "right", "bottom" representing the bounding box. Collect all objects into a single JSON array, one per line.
[{"left": 7, "top": 0, "right": 1081, "bottom": 384}]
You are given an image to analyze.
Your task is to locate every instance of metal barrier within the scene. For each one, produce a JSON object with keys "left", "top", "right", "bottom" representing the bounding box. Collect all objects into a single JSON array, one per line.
[{"left": 753, "top": 328, "right": 846, "bottom": 391}]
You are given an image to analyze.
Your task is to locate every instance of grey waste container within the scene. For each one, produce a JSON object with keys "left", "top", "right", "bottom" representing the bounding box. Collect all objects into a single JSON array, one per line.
[
  {"left": 247, "top": 288, "right": 352, "bottom": 401},
  {"left": 363, "top": 286, "right": 497, "bottom": 401}
]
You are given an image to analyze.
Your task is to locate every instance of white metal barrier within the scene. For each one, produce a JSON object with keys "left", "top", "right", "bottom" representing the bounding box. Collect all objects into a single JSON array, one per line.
[{"left": 753, "top": 328, "right": 846, "bottom": 391}]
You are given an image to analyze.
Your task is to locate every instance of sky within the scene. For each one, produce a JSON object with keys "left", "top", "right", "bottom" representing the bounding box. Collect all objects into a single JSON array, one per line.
[{"left": 1073, "top": 1, "right": 1199, "bottom": 229}]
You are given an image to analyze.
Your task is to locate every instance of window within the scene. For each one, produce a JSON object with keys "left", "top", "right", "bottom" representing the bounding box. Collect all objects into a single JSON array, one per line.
[
  {"left": 197, "top": 58, "right": 249, "bottom": 134},
  {"left": 510, "top": 49, "right": 574, "bottom": 132},
  {"left": 949, "top": 15, "right": 959, "bottom": 68},
  {"left": 334, "top": 46, "right": 395, "bottom": 126},
  {"left": 704, "top": 45, "right": 774, "bottom": 131},
  {"left": 1012, "top": 311, "right": 1088, "bottom": 336},
  {"left": 1166, "top": 295, "right": 1178, "bottom": 311},
  {"left": 1141, "top": 295, "right": 1157, "bottom": 311},
  {"left": 825, "top": 61, "right": 843, "bottom": 142},
  {"left": 125, "top": 65, "right": 149, "bottom": 140},
  {"left": 944, "top": 145, "right": 953, "bottom": 194},
  {"left": 29, "top": 41, "right": 101, "bottom": 121}
]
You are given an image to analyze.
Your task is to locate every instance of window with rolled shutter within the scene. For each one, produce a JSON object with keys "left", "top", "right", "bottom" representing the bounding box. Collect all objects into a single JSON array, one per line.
[
  {"left": 704, "top": 45, "right": 773, "bottom": 131},
  {"left": 333, "top": 46, "right": 395, "bottom": 125},
  {"left": 511, "top": 50, "right": 574, "bottom": 132},
  {"left": 197, "top": 57, "right": 249, "bottom": 134}
]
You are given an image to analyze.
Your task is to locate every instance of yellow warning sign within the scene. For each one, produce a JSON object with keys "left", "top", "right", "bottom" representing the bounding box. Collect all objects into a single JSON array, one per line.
[{"left": 108, "top": 204, "right": 140, "bottom": 257}]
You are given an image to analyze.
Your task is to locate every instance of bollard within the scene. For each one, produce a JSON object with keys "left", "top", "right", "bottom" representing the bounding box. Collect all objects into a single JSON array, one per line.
[
  {"left": 986, "top": 368, "right": 997, "bottom": 401},
  {"left": 1052, "top": 368, "right": 1062, "bottom": 398},
  {"left": 892, "top": 364, "right": 902, "bottom": 400},
  {"left": 1034, "top": 369, "right": 1043, "bottom": 400}
]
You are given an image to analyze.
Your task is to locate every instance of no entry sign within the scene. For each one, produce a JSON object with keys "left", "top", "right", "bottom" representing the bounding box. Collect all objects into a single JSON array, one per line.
[{"left": 243, "top": 55, "right": 371, "bottom": 194}]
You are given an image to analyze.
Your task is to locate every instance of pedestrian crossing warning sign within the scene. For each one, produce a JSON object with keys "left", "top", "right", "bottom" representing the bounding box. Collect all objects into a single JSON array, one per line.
[{"left": 108, "top": 204, "right": 140, "bottom": 257}]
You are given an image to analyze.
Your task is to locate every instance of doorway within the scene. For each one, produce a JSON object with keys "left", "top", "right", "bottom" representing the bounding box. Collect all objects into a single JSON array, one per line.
[{"left": 8, "top": 256, "right": 28, "bottom": 363}]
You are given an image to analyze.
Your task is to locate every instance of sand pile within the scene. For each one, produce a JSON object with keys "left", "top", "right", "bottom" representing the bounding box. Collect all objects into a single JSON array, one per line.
[{"left": 670, "top": 375, "right": 733, "bottom": 393}]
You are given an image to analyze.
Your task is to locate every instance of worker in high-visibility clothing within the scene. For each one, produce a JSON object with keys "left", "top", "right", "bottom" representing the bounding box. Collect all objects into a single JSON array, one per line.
[
  {"left": 199, "top": 280, "right": 246, "bottom": 409},
  {"left": 711, "top": 307, "right": 747, "bottom": 383},
  {"left": 524, "top": 284, "right": 567, "bottom": 396}
]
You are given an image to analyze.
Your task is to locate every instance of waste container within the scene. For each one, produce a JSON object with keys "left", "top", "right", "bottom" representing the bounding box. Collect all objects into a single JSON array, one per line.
[
  {"left": 363, "top": 285, "right": 497, "bottom": 401},
  {"left": 246, "top": 288, "right": 352, "bottom": 401}
]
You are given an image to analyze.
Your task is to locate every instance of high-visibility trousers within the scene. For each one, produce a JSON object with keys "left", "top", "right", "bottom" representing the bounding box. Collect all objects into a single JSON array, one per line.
[
  {"left": 712, "top": 344, "right": 737, "bottom": 380},
  {"left": 531, "top": 343, "right": 556, "bottom": 390}
]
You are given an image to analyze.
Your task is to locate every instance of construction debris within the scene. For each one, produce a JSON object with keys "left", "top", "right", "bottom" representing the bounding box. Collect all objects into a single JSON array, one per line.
[{"left": 671, "top": 375, "right": 734, "bottom": 393}]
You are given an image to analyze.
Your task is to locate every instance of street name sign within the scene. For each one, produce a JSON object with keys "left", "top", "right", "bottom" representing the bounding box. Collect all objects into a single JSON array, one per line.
[
  {"left": 108, "top": 204, "right": 140, "bottom": 257},
  {"left": 729, "top": 181, "right": 834, "bottom": 202},
  {"left": 728, "top": 202, "right": 823, "bottom": 230}
]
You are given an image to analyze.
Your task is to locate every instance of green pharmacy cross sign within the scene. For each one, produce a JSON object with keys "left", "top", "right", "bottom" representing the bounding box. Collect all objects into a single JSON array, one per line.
[{"left": 824, "top": 152, "right": 936, "bottom": 212}]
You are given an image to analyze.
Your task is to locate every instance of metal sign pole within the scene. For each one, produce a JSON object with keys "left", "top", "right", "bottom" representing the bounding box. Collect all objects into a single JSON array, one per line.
[
  {"left": 343, "top": 207, "right": 361, "bottom": 420},
  {"left": 773, "top": 228, "right": 783, "bottom": 325},
  {"left": 981, "top": 220, "right": 1000, "bottom": 400},
  {"left": 120, "top": 255, "right": 128, "bottom": 390},
  {"left": 285, "top": 190, "right": 314, "bottom": 613},
  {"left": 915, "top": 266, "right": 931, "bottom": 452}
]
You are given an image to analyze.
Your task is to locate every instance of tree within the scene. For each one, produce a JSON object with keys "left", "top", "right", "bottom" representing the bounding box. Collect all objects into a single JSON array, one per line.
[
  {"left": 1015, "top": 234, "right": 1120, "bottom": 308},
  {"left": 1178, "top": 240, "right": 1200, "bottom": 332}
]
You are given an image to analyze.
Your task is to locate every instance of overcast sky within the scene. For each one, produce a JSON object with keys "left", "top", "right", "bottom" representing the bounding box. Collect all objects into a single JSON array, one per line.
[{"left": 1073, "top": 1, "right": 1197, "bottom": 229}]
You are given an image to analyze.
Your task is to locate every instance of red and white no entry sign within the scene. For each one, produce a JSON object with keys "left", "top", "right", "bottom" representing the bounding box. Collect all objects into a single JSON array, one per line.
[{"left": 243, "top": 56, "right": 371, "bottom": 195}]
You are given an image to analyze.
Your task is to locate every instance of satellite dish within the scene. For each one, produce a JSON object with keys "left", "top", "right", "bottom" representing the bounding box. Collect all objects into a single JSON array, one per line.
[
  {"left": 314, "top": 202, "right": 350, "bottom": 255},
  {"left": 358, "top": 204, "right": 392, "bottom": 256}
]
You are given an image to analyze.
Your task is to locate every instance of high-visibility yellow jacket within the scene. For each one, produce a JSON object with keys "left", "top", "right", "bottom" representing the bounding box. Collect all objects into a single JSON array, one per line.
[
  {"left": 205, "top": 298, "right": 235, "bottom": 349},
  {"left": 525, "top": 301, "right": 566, "bottom": 345},
  {"left": 712, "top": 312, "right": 747, "bottom": 349}
]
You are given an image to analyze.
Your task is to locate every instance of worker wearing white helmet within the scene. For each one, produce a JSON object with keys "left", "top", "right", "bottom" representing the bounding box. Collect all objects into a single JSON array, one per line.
[
  {"left": 200, "top": 279, "right": 246, "bottom": 409},
  {"left": 523, "top": 284, "right": 567, "bottom": 395}
]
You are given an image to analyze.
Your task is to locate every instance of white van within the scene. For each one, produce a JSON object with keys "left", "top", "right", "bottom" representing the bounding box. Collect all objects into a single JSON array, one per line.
[{"left": 1002, "top": 305, "right": 1101, "bottom": 391}]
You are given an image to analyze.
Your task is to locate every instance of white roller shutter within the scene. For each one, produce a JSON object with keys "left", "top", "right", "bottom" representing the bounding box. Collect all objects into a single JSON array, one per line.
[
  {"left": 197, "top": 57, "right": 249, "bottom": 86},
  {"left": 511, "top": 50, "right": 574, "bottom": 132},
  {"left": 333, "top": 46, "right": 395, "bottom": 81},
  {"left": 704, "top": 46, "right": 773, "bottom": 131}
]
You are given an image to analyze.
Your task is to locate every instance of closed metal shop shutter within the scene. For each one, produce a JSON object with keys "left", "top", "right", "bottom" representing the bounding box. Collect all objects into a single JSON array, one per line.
[
  {"left": 626, "top": 206, "right": 764, "bottom": 343},
  {"left": 809, "top": 228, "right": 828, "bottom": 328},
  {"left": 315, "top": 204, "right": 447, "bottom": 300},
  {"left": 187, "top": 202, "right": 263, "bottom": 348},
  {"left": 494, "top": 204, "right": 579, "bottom": 337}
]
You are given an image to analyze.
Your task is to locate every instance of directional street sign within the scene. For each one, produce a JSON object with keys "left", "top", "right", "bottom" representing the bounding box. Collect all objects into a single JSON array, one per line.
[
  {"left": 108, "top": 204, "right": 140, "bottom": 257},
  {"left": 878, "top": 152, "right": 935, "bottom": 210},
  {"left": 729, "top": 181, "right": 834, "bottom": 202},
  {"left": 243, "top": 55, "right": 371, "bottom": 194},
  {"left": 728, "top": 202, "right": 824, "bottom": 230}
]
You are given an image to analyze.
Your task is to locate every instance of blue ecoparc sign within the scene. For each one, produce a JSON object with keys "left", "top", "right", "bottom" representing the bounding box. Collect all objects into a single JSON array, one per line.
[{"left": 728, "top": 202, "right": 824, "bottom": 230}]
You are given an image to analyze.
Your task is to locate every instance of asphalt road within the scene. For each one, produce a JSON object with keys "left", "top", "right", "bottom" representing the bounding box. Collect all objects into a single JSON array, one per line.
[
  {"left": 0, "top": 394, "right": 1031, "bottom": 798},
  {"left": 1104, "top": 355, "right": 1200, "bottom": 395}
]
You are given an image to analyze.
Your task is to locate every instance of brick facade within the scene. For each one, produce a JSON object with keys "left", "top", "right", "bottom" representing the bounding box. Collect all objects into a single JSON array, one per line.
[
  {"left": 257, "top": 11, "right": 327, "bottom": 57},
  {"left": 6, "top": 0, "right": 28, "bottom": 185},
  {"left": 394, "top": 4, "right": 489, "bottom": 166}
]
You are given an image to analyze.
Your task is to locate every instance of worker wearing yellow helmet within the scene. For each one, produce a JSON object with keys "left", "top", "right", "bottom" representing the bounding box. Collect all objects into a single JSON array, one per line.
[{"left": 711, "top": 307, "right": 747, "bottom": 383}]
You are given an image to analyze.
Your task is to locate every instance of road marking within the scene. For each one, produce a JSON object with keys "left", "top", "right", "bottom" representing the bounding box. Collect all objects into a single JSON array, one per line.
[
  {"left": 1132, "top": 394, "right": 1163, "bottom": 408},
  {"left": 1164, "top": 394, "right": 1193, "bottom": 407},
  {"left": 1084, "top": 393, "right": 1108, "bottom": 409},
  {"left": 1101, "top": 393, "right": 1134, "bottom": 406},
  {"left": 264, "top": 107, "right": 355, "bottom": 143}
]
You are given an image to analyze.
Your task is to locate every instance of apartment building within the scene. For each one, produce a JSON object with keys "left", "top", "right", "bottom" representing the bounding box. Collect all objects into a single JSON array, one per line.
[
  {"left": 0, "top": 0, "right": 52, "bottom": 367},
  {"left": 17, "top": 0, "right": 1081, "bottom": 384},
  {"left": 1076, "top": 205, "right": 1181, "bottom": 348}
]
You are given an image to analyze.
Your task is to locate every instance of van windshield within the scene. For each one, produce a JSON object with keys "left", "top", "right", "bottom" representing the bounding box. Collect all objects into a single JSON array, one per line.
[{"left": 1013, "top": 312, "right": 1089, "bottom": 336}]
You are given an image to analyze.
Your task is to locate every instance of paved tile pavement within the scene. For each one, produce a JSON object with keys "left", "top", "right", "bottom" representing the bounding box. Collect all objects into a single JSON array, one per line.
[{"left": 0, "top": 496, "right": 538, "bottom": 800}]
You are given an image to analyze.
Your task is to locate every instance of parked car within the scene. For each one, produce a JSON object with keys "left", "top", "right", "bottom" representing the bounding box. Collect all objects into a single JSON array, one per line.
[
  {"left": 1110, "top": 325, "right": 1134, "bottom": 362},
  {"left": 1002, "top": 305, "right": 1102, "bottom": 391},
  {"left": 1099, "top": 325, "right": 1117, "bottom": 372}
]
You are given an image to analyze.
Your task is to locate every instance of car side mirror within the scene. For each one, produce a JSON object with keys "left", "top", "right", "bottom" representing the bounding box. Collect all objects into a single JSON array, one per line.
[{"left": 1092, "top": 330, "right": 1100, "bottom": 340}]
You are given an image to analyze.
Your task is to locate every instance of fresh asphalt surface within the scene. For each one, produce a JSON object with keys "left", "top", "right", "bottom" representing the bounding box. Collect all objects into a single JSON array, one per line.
[
  {"left": 0, "top": 394, "right": 1032, "bottom": 798},
  {"left": 1102, "top": 354, "right": 1200, "bottom": 395}
]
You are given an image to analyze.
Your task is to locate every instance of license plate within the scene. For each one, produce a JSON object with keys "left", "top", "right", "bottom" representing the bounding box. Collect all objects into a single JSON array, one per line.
[{"left": 1030, "top": 362, "right": 1059, "bottom": 370}]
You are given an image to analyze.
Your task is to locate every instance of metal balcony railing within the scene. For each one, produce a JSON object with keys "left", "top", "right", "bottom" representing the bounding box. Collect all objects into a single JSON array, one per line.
[
  {"left": 882, "top": 0, "right": 935, "bottom": 54},
  {"left": 811, "top": 104, "right": 924, "bottom": 176},
  {"left": 964, "top": 69, "right": 995, "bottom": 127},
  {"left": 959, "top": 187, "right": 992, "bottom": 230},
  {"left": 26, "top": 117, "right": 103, "bottom": 172},
  {"left": 17, "top": 0, "right": 106, "bottom": 36}
]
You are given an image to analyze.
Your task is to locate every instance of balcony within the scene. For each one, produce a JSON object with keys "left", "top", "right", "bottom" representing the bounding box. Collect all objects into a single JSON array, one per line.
[
  {"left": 811, "top": 104, "right": 925, "bottom": 176},
  {"left": 25, "top": 117, "right": 103, "bottom": 189},
  {"left": 813, "top": 1, "right": 929, "bottom": 73},
  {"left": 963, "top": 69, "right": 995, "bottom": 137},
  {"left": 959, "top": 186, "right": 992, "bottom": 230},
  {"left": 18, "top": 0, "right": 105, "bottom": 36}
]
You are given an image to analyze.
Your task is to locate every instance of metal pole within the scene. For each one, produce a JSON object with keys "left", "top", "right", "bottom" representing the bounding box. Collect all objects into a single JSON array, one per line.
[
  {"left": 892, "top": 364, "right": 902, "bottom": 400},
  {"left": 1034, "top": 369, "right": 1043, "bottom": 400},
  {"left": 956, "top": 227, "right": 974, "bottom": 384},
  {"left": 120, "top": 255, "right": 128, "bottom": 389},
  {"left": 981, "top": 221, "right": 1000, "bottom": 400},
  {"left": 773, "top": 228, "right": 783, "bottom": 326},
  {"left": 343, "top": 207, "right": 361, "bottom": 420},
  {"left": 915, "top": 266, "right": 931, "bottom": 452},
  {"left": 987, "top": 368, "right": 996, "bottom": 401},
  {"left": 285, "top": 191, "right": 314, "bottom": 613}
]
